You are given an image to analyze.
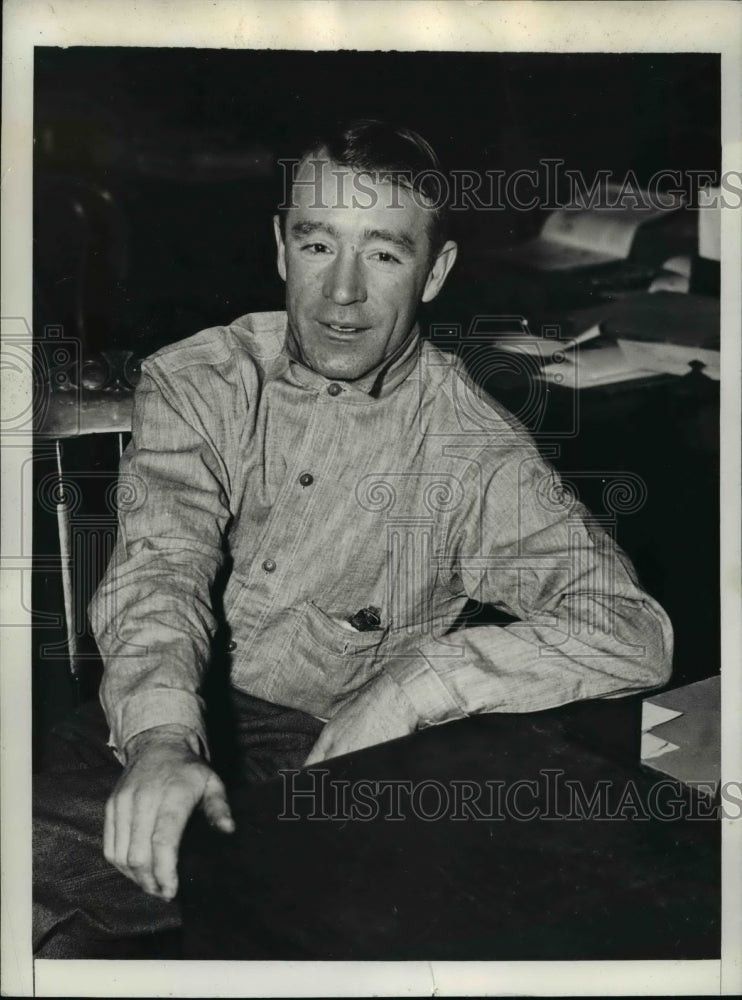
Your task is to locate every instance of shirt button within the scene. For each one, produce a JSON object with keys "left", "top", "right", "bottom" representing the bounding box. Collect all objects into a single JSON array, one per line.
[
  {"left": 298, "top": 472, "right": 314, "bottom": 487},
  {"left": 327, "top": 382, "right": 343, "bottom": 396},
  {"left": 261, "top": 558, "right": 277, "bottom": 573},
  {"left": 227, "top": 640, "right": 237, "bottom": 652}
]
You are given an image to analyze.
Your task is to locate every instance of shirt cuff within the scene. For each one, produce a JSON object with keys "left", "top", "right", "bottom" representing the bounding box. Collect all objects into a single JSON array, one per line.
[
  {"left": 381, "top": 646, "right": 468, "bottom": 728},
  {"left": 106, "top": 688, "right": 209, "bottom": 762}
]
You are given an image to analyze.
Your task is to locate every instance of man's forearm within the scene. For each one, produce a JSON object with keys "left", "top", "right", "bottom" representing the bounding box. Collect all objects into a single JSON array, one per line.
[
  {"left": 379, "top": 593, "right": 673, "bottom": 727},
  {"left": 89, "top": 362, "right": 230, "bottom": 761}
]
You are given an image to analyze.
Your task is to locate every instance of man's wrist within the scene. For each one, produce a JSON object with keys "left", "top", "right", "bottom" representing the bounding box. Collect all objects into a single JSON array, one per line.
[
  {"left": 377, "top": 670, "right": 418, "bottom": 728},
  {"left": 380, "top": 644, "right": 467, "bottom": 728},
  {"left": 123, "top": 723, "right": 204, "bottom": 764}
]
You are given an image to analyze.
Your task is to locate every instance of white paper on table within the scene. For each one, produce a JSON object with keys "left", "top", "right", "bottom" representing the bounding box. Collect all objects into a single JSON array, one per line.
[
  {"left": 541, "top": 209, "right": 637, "bottom": 261},
  {"left": 617, "top": 338, "right": 721, "bottom": 380},
  {"left": 538, "top": 341, "right": 656, "bottom": 387},
  {"left": 641, "top": 732, "right": 680, "bottom": 761},
  {"left": 641, "top": 701, "right": 683, "bottom": 732},
  {"left": 540, "top": 183, "right": 684, "bottom": 263},
  {"left": 698, "top": 186, "right": 721, "bottom": 261},
  {"left": 492, "top": 323, "right": 602, "bottom": 358},
  {"left": 661, "top": 255, "right": 692, "bottom": 277},
  {"left": 649, "top": 271, "right": 690, "bottom": 293}
]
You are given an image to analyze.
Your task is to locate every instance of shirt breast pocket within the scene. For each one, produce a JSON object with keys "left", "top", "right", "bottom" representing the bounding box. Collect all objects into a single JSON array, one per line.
[{"left": 262, "top": 600, "right": 386, "bottom": 718}]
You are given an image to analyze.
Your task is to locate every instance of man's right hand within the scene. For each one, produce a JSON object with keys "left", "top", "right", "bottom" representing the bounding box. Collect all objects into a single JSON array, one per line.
[{"left": 103, "top": 725, "right": 235, "bottom": 900}]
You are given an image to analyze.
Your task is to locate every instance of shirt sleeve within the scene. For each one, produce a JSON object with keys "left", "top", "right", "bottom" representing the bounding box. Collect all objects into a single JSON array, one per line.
[
  {"left": 88, "top": 362, "right": 232, "bottom": 759},
  {"left": 378, "top": 440, "right": 674, "bottom": 727}
]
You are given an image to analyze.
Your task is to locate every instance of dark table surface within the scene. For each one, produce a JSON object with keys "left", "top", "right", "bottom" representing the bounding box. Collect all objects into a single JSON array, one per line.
[{"left": 179, "top": 695, "right": 720, "bottom": 961}]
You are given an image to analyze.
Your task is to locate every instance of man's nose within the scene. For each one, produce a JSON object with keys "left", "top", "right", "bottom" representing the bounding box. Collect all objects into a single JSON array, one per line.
[{"left": 322, "top": 249, "right": 367, "bottom": 305}]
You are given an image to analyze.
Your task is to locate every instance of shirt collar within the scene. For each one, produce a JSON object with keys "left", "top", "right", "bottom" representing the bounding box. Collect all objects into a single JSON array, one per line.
[{"left": 282, "top": 319, "right": 422, "bottom": 399}]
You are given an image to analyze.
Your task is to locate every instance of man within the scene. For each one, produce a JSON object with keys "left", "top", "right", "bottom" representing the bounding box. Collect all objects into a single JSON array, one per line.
[{"left": 34, "top": 119, "right": 672, "bottom": 956}]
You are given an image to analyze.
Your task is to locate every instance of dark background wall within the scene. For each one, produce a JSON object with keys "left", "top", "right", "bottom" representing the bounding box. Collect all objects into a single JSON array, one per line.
[{"left": 34, "top": 48, "right": 720, "bottom": 355}]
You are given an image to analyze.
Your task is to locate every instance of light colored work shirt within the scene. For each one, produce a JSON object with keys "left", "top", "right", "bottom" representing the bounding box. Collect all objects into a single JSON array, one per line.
[{"left": 89, "top": 311, "right": 673, "bottom": 758}]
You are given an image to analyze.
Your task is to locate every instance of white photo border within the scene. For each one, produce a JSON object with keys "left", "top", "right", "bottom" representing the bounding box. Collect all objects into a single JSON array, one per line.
[{"left": 2, "top": 1, "right": 740, "bottom": 996}]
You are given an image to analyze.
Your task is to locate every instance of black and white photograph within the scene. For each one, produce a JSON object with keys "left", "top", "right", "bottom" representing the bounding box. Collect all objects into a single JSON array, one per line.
[{"left": 2, "top": 1, "right": 740, "bottom": 997}]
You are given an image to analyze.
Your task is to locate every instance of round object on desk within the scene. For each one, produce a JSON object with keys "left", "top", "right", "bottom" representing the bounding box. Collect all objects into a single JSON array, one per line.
[{"left": 80, "top": 357, "right": 109, "bottom": 391}]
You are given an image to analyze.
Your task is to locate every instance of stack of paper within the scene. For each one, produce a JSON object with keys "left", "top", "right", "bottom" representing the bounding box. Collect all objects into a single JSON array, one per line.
[
  {"left": 491, "top": 321, "right": 602, "bottom": 360},
  {"left": 608, "top": 291, "right": 720, "bottom": 380},
  {"left": 640, "top": 702, "right": 682, "bottom": 761},
  {"left": 491, "top": 182, "right": 685, "bottom": 273},
  {"left": 538, "top": 338, "right": 657, "bottom": 388},
  {"left": 640, "top": 676, "right": 721, "bottom": 795}
]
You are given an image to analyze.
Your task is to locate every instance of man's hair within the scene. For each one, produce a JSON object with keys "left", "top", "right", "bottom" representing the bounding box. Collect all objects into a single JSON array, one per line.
[{"left": 277, "top": 119, "right": 449, "bottom": 253}]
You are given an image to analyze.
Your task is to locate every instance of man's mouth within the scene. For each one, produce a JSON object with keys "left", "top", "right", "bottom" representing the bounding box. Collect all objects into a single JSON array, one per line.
[{"left": 323, "top": 322, "right": 368, "bottom": 336}]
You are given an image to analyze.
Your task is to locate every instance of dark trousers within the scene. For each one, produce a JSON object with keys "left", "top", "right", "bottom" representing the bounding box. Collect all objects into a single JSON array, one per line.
[{"left": 33, "top": 689, "right": 324, "bottom": 958}]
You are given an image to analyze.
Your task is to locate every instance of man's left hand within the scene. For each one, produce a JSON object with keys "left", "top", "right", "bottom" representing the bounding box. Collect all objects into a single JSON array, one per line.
[{"left": 304, "top": 672, "right": 418, "bottom": 766}]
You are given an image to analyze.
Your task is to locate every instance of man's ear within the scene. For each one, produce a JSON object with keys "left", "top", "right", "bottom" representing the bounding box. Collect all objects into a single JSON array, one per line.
[
  {"left": 421, "top": 240, "right": 458, "bottom": 304},
  {"left": 273, "top": 215, "right": 287, "bottom": 283}
]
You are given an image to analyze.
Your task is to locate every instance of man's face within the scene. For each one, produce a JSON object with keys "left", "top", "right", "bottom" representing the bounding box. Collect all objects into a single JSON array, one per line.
[{"left": 274, "top": 155, "right": 457, "bottom": 381}]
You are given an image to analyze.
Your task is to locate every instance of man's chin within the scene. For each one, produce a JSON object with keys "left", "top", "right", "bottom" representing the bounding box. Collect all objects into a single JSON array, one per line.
[
  {"left": 306, "top": 350, "right": 378, "bottom": 383},
  {"left": 315, "top": 362, "right": 374, "bottom": 382}
]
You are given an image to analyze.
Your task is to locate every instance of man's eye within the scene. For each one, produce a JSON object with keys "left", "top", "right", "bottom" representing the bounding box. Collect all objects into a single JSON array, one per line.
[
  {"left": 371, "top": 251, "right": 401, "bottom": 264},
  {"left": 302, "top": 243, "right": 331, "bottom": 254}
]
